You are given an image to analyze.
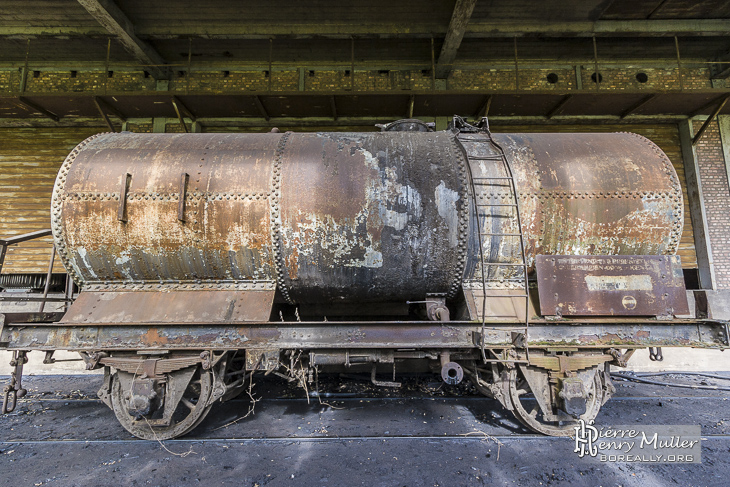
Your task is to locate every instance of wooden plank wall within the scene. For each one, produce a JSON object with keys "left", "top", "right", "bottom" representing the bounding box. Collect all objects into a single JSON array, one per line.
[
  {"left": 493, "top": 124, "right": 697, "bottom": 269},
  {"left": 0, "top": 127, "right": 102, "bottom": 274}
]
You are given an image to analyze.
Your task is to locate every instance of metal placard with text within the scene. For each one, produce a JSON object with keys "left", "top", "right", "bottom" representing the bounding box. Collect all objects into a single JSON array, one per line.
[{"left": 536, "top": 255, "right": 689, "bottom": 317}]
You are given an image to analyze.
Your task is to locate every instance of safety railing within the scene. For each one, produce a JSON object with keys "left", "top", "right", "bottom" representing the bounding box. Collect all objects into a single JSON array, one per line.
[{"left": 0, "top": 229, "right": 74, "bottom": 312}]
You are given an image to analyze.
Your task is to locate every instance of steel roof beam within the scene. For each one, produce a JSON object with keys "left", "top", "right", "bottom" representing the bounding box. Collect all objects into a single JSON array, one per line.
[
  {"left": 620, "top": 94, "right": 658, "bottom": 119},
  {"left": 711, "top": 49, "right": 730, "bottom": 79},
  {"left": 3, "top": 19, "right": 730, "bottom": 39},
  {"left": 16, "top": 96, "right": 59, "bottom": 122},
  {"left": 692, "top": 94, "right": 730, "bottom": 145},
  {"left": 171, "top": 96, "right": 196, "bottom": 122},
  {"left": 435, "top": 0, "right": 477, "bottom": 79},
  {"left": 76, "top": 0, "right": 168, "bottom": 80},
  {"left": 93, "top": 96, "right": 117, "bottom": 131},
  {"left": 546, "top": 95, "right": 573, "bottom": 119},
  {"left": 94, "top": 96, "right": 127, "bottom": 121},
  {"left": 253, "top": 96, "right": 270, "bottom": 121}
]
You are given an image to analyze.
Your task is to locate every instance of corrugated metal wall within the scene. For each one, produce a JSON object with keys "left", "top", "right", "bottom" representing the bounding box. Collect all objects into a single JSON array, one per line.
[
  {"left": 0, "top": 123, "right": 696, "bottom": 275},
  {"left": 0, "top": 127, "right": 102, "bottom": 274},
  {"left": 493, "top": 124, "right": 696, "bottom": 269}
]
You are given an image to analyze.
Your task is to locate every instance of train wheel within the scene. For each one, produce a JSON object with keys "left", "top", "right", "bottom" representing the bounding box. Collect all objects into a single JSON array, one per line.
[
  {"left": 508, "top": 366, "right": 603, "bottom": 436},
  {"left": 110, "top": 365, "right": 214, "bottom": 440}
]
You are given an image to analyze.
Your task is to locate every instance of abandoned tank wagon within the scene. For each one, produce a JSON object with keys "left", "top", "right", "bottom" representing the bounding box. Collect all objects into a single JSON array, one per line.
[{"left": 1, "top": 117, "right": 727, "bottom": 438}]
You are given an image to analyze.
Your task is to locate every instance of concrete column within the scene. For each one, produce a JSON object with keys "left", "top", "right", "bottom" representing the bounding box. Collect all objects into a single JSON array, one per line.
[
  {"left": 574, "top": 65, "right": 583, "bottom": 90},
  {"left": 152, "top": 117, "right": 166, "bottom": 133},
  {"left": 434, "top": 116, "right": 450, "bottom": 131},
  {"left": 298, "top": 68, "right": 305, "bottom": 91},
  {"left": 679, "top": 118, "right": 716, "bottom": 290},
  {"left": 153, "top": 80, "right": 169, "bottom": 133},
  {"left": 716, "top": 115, "right": 730, "bottom": 198}
]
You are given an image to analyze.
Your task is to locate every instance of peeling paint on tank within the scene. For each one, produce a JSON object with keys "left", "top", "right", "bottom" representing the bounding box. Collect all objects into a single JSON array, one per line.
[
  {"left": 466, "top": 133, "right": 684, "bottom": 289},
  {"left": 114, "top": 252, "right": 131, "bottom": 266},
  {"left": 277, "top": 132, "right": 463, "bottom": 303},
  {"left": 360, "top": 247, "right": 384, "bottom": 268},
  {"left": 368, "top": 166, "right": 422, "bottom": 232},
  {"left": 58, "top": 131, "right": 464, "bottom": 304},
  {"left": 435, "top": 181, "right": 459, "bottom": 247},
  {"left": 76, "top": 247, "right": 98, "bottom": 279},
  {"left": 57, "top": 133, "right": 279, "bottom": 285},
  {"left": 282, "top": 210, "right": 383, "bottom": 271},
  {"left": 357, "top": 147, "right": 381, "bottom": 170}
]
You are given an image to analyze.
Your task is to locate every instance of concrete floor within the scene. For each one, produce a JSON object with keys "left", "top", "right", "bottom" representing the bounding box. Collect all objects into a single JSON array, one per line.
[{"left": 1, "top": 373, "right": 729, "bottom": 487}]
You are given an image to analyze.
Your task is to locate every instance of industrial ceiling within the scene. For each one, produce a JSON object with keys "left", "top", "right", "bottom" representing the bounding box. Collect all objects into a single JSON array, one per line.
[{"left": 1, "top": 0, "right": 730, "bottom": 124}]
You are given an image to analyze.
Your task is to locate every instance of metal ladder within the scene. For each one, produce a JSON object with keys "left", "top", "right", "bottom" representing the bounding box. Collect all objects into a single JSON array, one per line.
[{"left": 458, "top": 119, "right": 530, "bottom": 362}]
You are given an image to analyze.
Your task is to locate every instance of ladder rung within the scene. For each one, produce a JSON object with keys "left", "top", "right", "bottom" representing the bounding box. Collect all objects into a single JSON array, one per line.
[
  {"left": 479, "top": 294, "right": 529, "bottom": 298},
  {"left": 480, "top": 233, "right": 523, "bottom": 236},
  {"left": 467, "top": 156, "right": 503, "bottom": 160},
  {"left": 473, "top": 177, "right": 513, "bottom": 180},
  {"left": 482, "top": 262, "right": 527, "bottom": 267},
  {"left": 477, "top": 204, "right": 518, "bottom": 208}
]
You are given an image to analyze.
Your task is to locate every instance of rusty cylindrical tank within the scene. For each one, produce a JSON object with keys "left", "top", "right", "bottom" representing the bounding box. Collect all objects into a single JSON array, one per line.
[
  {"left": 51, "top": 130, "right": 683, "bottom": 304},
  {"left": 51, "top": 132, "right": 468, "bottom": 304},
  {"left": 461, "top": 132, "right": 683, "bottom": 288}
]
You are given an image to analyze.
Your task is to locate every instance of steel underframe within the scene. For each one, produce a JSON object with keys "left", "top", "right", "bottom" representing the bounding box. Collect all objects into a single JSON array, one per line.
[{"left": 1, "top": 315, "right": 727, "bottom": 352}]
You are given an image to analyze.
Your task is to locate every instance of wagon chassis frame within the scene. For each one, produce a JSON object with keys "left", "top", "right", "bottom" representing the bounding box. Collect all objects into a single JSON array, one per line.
[{"left": 2, "top": 313, "right": 727, "bottom": 352}]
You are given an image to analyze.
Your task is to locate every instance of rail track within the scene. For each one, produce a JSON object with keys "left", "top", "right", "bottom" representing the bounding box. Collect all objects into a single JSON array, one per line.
[
  {"left": 2, "top": 374, "right": 729, "bottom": 487},
  {"left": 3, "top": 392, "right": 729, "bottom": 443},
  {"left": 4, "top": 433, "right": 730, "bottom": 446},
  {"left": 6, "top": 393, "right": 730, "bottom": 405}
]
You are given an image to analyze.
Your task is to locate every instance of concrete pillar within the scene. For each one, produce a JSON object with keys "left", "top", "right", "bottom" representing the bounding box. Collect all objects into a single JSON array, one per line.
[
  {"left": 153, "top": 80, "right": 169, "bottom": 133},
  {"left": 298, "top": 68, "right": 306, "bottom": 91},
  {"left": 679, "top": 118, "right": 716, "bottom": 290},
  {"left": 152, "top": 117, "right": 166, "bottom": 133},
  {"left": 716, "top": 115, "right": 730, "bottom": 198},
  {"left": 434, "top": 116, "right": 450, "bottom": 131}
]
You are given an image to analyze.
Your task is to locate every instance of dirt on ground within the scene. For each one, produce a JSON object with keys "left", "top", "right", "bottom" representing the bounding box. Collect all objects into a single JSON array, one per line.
[{"left": 1, "top": 371, "right": 729, "bottom": 487}]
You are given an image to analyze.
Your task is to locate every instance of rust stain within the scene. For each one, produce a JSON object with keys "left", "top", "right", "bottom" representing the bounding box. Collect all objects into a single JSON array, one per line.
[
  {"left": 143, "top": 327, "right": 168, "bottom": 346},
  {"left": 578, "top": 334, "right": 600, "bottom": 344},
  {"left": 277, "top": 132, "right": 463, "bottom": 303},
  {"left": 467, "top": 132, "right": 683, "bottom": 286},
  {"left": 57, "top": 133, "right": 279, "bottom": 284}
]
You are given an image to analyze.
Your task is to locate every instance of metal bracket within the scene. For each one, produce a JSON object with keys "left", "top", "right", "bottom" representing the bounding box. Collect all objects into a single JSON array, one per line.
[
  {"left": 97, "top": 366, "right": 113, "bottom": 408},
  {"left": 2, "top": 350, "right": 28, "bottom": 414},
  {"left": 608, "top": 348, "right": 636, "bottom": 368},
  {"left": 370, "top": 363, "right": 401, "bottom": 388},
  {"left": 559, "top": 377, "right": 588, "bottom": 418},
  {"left": 82, "top": 351, "right": 108, "bottom": 370},
  {"left": 245, "top": 349, "right": 280, "bottom": 371},
  {"left": 511, "top": 332, "right": 526, "bottom": 348},
  {"left": 118, "top": 173, "right": 131, "bottom": 222},
  {"left": 425, "top": 295, "right": 450, "bottom": 321},
  {"left": 178, "top": 172, "right": 189, "bottom": 222},
  {"left": 649, "top": 347, "right": 664, "bottom": 362}
]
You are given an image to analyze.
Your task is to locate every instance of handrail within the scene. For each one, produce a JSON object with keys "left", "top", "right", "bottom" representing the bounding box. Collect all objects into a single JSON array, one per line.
[
  {"left": 454, "top": 115, "right": 531, "bottom": 364},
  {"left": 0, "top": 229, "right": 52, "bottom": 247},
  {"left": 1, "top": 229, "right": 54, "bottom": 275},
  {"left": 0, "top": 229, "right": 71, "bottom": 312}
]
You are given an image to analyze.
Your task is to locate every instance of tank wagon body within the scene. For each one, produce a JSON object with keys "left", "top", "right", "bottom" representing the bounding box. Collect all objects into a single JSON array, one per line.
[{"left": 1, "top": 117, "right": 727, "bottom": 438}]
